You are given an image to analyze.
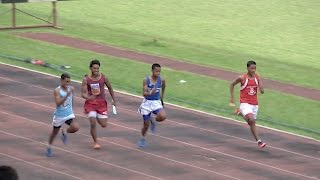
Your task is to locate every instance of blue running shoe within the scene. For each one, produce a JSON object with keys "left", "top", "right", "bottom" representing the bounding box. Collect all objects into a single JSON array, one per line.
[
  {"left": 61, "top": 128, "right": 67, "bottom": 145},
  {"left": 46, "top": 147, "right": 52, "bottom": 157},
  {"left": 138, "top": 138, "right": 146, "bottom": 148}
]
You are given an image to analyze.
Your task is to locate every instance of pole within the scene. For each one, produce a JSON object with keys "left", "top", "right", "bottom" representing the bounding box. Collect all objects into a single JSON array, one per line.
[
  {"left": 12, "top": 3, "right": 16, "bottom": 28},
  {"left": 52, "top": 1, "right": 57, "bottom": 27}
]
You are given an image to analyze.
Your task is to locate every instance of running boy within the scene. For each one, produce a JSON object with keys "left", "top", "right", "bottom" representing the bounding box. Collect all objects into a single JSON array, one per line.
[
  {"left": 138, "top": 63, "right": 167, "bottom": 147},
  {"left": 230, "top": 60, "right": 266, "bottom": 149},
  {"left": 81, "top": 59, "right": 116, "bottom": 149},
  {"left": 47, "top": 73, "right": 79, "bottom": 157}
]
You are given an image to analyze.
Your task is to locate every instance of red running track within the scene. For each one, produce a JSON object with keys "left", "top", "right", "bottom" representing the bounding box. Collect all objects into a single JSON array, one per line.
[{"left": 0, "top": 64, "right": 319, "bottom": 180}]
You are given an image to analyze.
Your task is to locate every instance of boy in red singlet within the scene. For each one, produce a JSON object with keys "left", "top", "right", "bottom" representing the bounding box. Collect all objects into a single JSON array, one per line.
[
  {"left": 81, "top": 59, "right": 116, "bottom": 149},
  {"left": 230, "top": 60, "right": 266, "bottom": 149}
]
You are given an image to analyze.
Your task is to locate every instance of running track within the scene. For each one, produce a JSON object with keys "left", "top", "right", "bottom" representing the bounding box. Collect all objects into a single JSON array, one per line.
[{"left": 0, "top": 63, "right": 319, "bottom": 180}]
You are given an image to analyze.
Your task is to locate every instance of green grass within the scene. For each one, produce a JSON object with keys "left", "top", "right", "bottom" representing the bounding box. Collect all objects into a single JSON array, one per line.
[
  {"left": 0, "top": 33, "right": 319, "bottom": 140},
  {"left": 0, "top": 0, "right": 320, "bottom": 139},
  {"left": 1, "top": 0, "right": 319, "bottom": 88}
]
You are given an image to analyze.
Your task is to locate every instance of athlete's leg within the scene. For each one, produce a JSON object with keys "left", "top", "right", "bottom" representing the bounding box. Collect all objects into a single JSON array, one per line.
[
  {"left": 242, "top": 104, "right": 266, "bottom": 148},
  {"left": 154, "top": 109, "right": 166, "bottom": 122},
  {"left": 48, "top": 126, "right": 60, "bottom": 146},
  {"left": 248, "top": 115, "right": 266, "bottom": 149},
  {"left": 96, "top": 101, "right": 108, "bottom": 128},
  {"left": 252, "top": 106, "right": 266, "bottom": 148},
  {"left": 138, "top": 114, "right": 151, "bottom": 147},
  {"left": 244, "top": 114, "right": 259, "bottom": 141},
  {"left": 142, "top": 114, "right": 151, "bottom": 137},
  {"left": 87, "top": 111, "right": 100, "bottom": 147},
  {"left": 240, "top": 103, "right": 259, "bottom": 141},
  {"left": 97, "top": 113, "right": 108, "bottom": 128},
  {"left": 47, "top": 126, "right": 60, "bottom": 157},
  {"left": 97, "top": 118, "right": 107, "bottom": 128},
  {"left": 65, "top": 119, "right": 80, "bottom": 133}
]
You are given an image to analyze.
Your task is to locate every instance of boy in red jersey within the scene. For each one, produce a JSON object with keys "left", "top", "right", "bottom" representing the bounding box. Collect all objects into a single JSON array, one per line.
[
  {"left": 230, "top": 60, "right": 266, "bottom": 149},
  {"left": 81, "top": 59, "right": 116, "bottom": 149}
]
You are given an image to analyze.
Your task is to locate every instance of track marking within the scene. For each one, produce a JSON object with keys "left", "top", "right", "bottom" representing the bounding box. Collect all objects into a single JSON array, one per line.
[
  {"left": 0, "top": 110, "right": 240, "bottom": 180},
  {"left": 0, "top": 152, "right": 86, "bottom": 180},
  {"left": 0, "top": 130, "right": 163, "bottom": 180},
  {"left": 0, "top": 93, "right": 318, "bottom": 179},
  {"left": 0, "top": 75, "right": 319, "bottom": 161},
  {"left": 1, "top": 62, "right": 319, "bottom": 142}
]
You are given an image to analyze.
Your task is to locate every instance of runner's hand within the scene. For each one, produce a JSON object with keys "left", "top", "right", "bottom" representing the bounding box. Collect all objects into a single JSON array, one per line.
[{"left": 150, "top": 86, "right": 157, "bottom": 95}]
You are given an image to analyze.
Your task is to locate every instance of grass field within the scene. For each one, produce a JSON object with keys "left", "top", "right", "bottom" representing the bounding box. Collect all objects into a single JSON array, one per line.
[
  {"left": 1, "top": 0, "right": 319, "bottom": 88},
  {"left": 0, "top": 0, "right": 319, "bottom": 139}
]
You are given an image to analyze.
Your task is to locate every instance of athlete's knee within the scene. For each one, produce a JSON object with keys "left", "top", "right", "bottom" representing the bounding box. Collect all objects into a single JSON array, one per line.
[
  {"left": 156, "top": 115, "right": 166, "bottom": 122},
  {"left": 97, "top": 118, "right": 107, "bottom": 128},
  {"left": 69, "top": 123, "right": 80, "bottom": 133},
  {"left": 156, "top": 111, "right": 167, "bottom": 122},
  {"left": 247, "top": 119, "right": 255, "bottom": 126},
  {"left": 100, "top": 123, "right": 107, "bottom": 128},
  {"left": 52, "top": 127, "right": 60, "bottom": 135}
]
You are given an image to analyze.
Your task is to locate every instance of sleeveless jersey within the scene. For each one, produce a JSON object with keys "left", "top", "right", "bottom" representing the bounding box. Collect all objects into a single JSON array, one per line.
[
  {"left": 145, "top": 76, "right": 162, "bottom": 100},
  {"left": 85, "top": 74, "right": 106, "bottom": 100},
  {"left": 54, "top": 86, "right": 73, "bottom": 118},
  {"left": 240, "top": 74, "right": 259, "bottom": 105}
]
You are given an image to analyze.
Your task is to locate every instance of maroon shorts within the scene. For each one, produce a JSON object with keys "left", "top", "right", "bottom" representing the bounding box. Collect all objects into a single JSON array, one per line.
[{"left": 84, "top": 99, "right": 108, "bottom": 115}]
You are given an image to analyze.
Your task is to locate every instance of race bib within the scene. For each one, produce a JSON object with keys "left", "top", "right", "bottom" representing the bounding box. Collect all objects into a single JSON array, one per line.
[
  {"left": 90, "top": 83, "right": 101, "bottom": 95},
  {"left": 248, "top": 86, "right": 257, "bottom": 95}
]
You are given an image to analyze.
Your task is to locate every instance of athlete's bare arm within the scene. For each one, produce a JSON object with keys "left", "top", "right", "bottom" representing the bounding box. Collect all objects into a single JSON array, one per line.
[
  {"left": 160, "top": 78, "right": 166, "bottom": 106},
  {"left": 161, "top": 78, "right": 166, "bottom": 100},
  {"left": 70, "top": 86, "right": 75, "bottom": 107},
  {"left": 142, "top": 78, "right": 149, "bottom": 97},
  {"left": 229, "top": 75, "right": 244, "bottom": 105},
  {"left": 81, "top": 77, "right": 95, "bottom": 100},
  {"left": 104, "top": 76, "right": 116, "bottom": 106},
  {"left": 258, "top": 78, "right": 265, "bottom": 94},
  {"left": 54, "top": 88, "right": 70, "bottom": 106}
]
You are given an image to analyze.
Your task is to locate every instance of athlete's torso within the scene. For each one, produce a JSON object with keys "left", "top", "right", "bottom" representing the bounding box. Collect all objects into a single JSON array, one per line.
[
  {"left": 86, "top": 74, "right": 106, "bottom": 100},
  {"left": 145, "top": 76, "right": 162, "bottom": 100},
  {"left": 240, "top": 74, "right": 259, "bottom": 105},
  {"left": 54, "top": 86, "right": 73, "bottom": 117}
]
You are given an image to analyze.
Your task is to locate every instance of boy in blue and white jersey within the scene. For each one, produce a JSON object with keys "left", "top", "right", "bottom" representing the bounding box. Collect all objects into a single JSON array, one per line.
[
  {"left": 138, "top": 63, "right": 167, "bottom": 147},
  {"left": 46, "top": 73, "right": 80, "bottom": 157}
]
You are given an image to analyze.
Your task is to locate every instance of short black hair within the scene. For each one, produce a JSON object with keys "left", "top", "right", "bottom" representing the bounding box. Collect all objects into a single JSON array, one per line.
[
  {"left": 61, "top": 73, "right": 70, "bottom": 80},
  {"left": 151, "top": 63, "right": 161, "bottom": 70},
  {"left": 247, "top": 60, "right": 256, "bottom": 67},
  {"left": 0, "top": 166, "right": 19, "bottom": 180},
  {"left": 90, "top": 59, "right": 100, "bottom": 67}
]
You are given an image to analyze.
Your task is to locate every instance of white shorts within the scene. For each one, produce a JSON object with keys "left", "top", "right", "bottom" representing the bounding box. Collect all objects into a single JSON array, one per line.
[
  {"left": 87, "top": 111, "right": 108, "bottom": 119},
  {"left": 240, "top": 103, "right": 259, "bottom": 120},
  {"left": 138, "top": 99, "right": 163, "bottom": 115},
  {"left": 52, "top": 113, "right": 75, "bottom": 127}
]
